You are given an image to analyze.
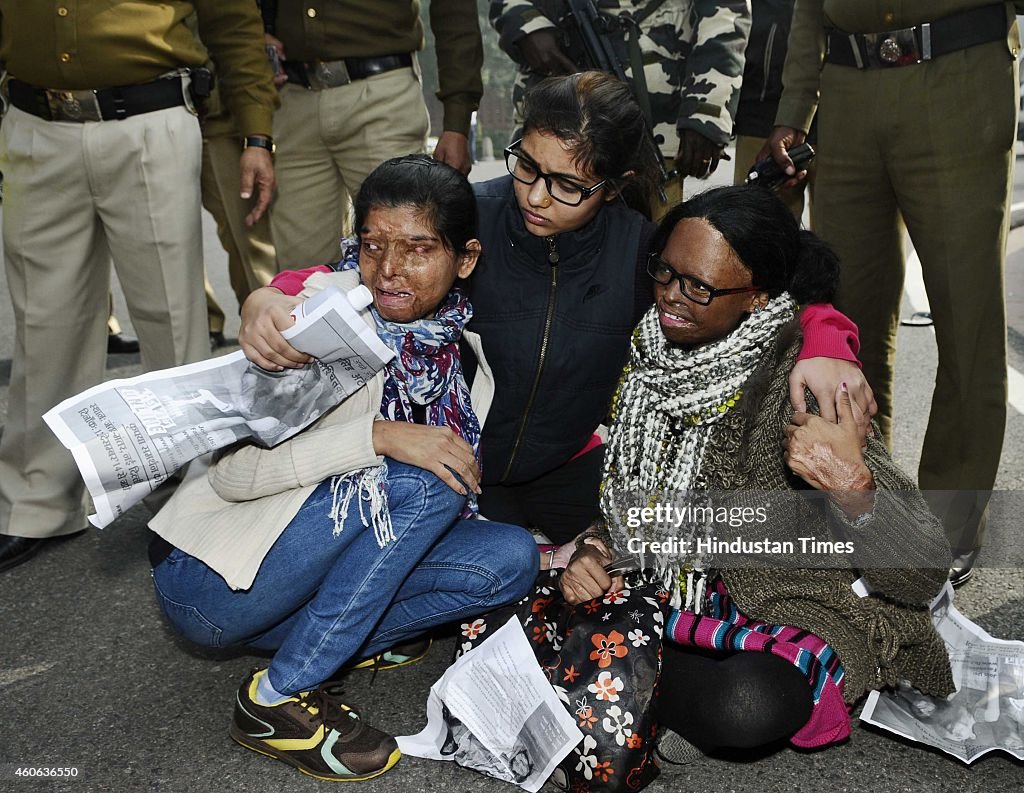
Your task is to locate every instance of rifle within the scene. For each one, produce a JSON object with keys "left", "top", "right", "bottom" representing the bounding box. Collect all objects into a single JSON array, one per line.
[
  {"left": 558, "top": 0, "right": 675, "bottom": 202},
  {"left": 564, "top": 0, "right": 628, "bottom": 83}
]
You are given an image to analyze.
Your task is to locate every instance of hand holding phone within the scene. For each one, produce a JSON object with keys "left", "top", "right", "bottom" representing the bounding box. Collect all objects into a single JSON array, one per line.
[{"left": 746, "top": 143, "right": 815, "bottom": 191}]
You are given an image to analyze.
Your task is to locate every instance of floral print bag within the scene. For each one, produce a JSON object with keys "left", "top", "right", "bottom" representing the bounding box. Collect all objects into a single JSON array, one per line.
[{"left": 457, "top": 569, "right": 672, "bottom": 792}]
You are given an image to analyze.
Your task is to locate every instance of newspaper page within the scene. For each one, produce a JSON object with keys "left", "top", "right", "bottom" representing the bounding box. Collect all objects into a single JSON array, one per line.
[
  {"left": 860, "top": 582, "right": 1024, "bottom": 763},
  {"left": 43, "top": 286, "right": 393, "bottom": 528},
  {"left": 397, "top": 616, "right": 584, "bottom": 792}
]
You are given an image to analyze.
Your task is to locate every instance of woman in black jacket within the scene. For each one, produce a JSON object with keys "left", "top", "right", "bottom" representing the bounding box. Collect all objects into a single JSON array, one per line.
[{"left": 239, "top": 72, "right": 871, "bottom": 547}]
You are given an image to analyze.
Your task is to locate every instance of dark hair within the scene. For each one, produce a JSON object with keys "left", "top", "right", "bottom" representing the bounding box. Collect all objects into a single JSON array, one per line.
[
  {"left": 522, "top": 71, "right": 662, "bottom": 210},
  {"left": 354, "top": 154, "right": 478, "bottom": 255},
  {"left": 651, "top": 185, "right": 840, "bottom": 304}
]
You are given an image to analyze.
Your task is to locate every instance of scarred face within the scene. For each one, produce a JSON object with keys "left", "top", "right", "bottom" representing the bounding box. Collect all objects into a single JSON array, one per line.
[
  {"left": 654, "top": 218, "right": 769, "bottom": 348},
  {"left": 358, "top": 205, "right": 480, "bottom": 323}
]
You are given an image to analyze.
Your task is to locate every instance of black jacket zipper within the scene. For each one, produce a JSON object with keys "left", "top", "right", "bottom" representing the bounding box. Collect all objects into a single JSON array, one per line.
[{"left": 500, "top": 236, "right": 560, "bottom": 482}]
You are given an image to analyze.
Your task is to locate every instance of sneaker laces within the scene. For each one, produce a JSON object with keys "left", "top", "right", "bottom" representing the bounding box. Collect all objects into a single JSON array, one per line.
[
  {"left": 295, "top": 685, "right": 361, "bottom": 732},
  {"left": 366, "top": 657, "right": 383, "bottom": 687}
]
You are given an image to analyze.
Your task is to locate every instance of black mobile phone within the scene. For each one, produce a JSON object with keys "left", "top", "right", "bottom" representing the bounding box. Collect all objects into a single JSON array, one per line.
[{"left": 745, "top": 143, "right": 815, "bottom": 191}]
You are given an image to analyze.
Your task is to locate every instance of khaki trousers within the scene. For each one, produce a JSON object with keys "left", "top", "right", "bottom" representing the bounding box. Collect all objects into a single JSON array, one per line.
[
  {"left": 270, "top": 68, "right": 429, "bottom": 269},
  {"left": 0, "top": 106, "right": 210, "bottom": 538},
  {"left": 202, "top": 132, "right": 278, "bottom": 332},
  {"left": 812, "top": 41, "right": 1017, "bottom": 554},
  {"left": 733, "top": 134, "right": 814, "bottom": 223}
]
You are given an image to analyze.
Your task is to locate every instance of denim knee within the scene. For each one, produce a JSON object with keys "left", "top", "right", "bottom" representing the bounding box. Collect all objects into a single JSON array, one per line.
[
  {"left": 151, "top": 567, "right": 224, "bottom": 648},
  {"left": 491, "top": 524, "right": 540, "bottom": 603},
  {"left": 385, "top": 458, "right": 467, "bottom": 518}
]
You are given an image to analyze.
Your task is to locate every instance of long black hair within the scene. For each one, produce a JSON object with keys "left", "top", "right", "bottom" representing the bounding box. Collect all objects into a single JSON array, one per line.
[
  {"left": 522, "top": 71, "right": 663, "bottom": 212},
  {"left": 354, "top": 154, "right": 478, "bottom": 255},
  {"left": 651, "top": 185, "right": 840, "bottom": 304}
]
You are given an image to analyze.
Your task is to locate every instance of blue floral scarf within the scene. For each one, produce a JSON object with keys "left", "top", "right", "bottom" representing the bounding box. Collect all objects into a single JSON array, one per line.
[{"left": 328, "top": 243, "right": 480, "bottom": 546}]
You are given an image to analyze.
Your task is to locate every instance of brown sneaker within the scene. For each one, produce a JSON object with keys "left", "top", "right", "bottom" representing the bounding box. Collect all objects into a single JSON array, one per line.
[{"left": 229, "top": 669, "right": 400, "bottom": 781}]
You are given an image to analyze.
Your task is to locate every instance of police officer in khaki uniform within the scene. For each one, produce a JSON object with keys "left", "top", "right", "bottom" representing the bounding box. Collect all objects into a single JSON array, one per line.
[
  {"left": 201, "top": 84, "right": 279, "bottom": 347},
  {"left": 0, "top": 0, "right": 278, "bottom": 572},
  {"left": 766, "top": 0, "right": 1022, "bottom": 584},
  {"left": 264, "top": 0, "right": 483, "bottom": 269}
]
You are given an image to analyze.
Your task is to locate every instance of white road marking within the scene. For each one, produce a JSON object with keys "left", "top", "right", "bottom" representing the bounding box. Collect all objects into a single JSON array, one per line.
[
  {"left": 0, "top": 661, "right": 56, "bottom": 688},
  {"left": 903, "top": 246, "right": 930, "bottom": 314}
]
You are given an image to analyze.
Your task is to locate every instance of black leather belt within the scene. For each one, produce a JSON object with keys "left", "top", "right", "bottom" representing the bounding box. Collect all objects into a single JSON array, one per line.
[
  {"left": 7, "top": 75, "right": 188, "bottom": 122},
  {"left": 285, "top": 53, "right": 413, "bottom": 90},
  {"left": 825, "top": 3, "right": 1007, "bottom": 69}
]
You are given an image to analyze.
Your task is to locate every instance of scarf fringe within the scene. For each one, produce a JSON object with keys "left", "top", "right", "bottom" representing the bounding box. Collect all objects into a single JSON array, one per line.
[{"left": 329, "top": 465, "right": 397, "bottom": 548}]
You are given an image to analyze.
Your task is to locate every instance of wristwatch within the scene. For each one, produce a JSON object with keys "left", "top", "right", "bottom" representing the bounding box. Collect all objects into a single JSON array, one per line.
[{"left": 243, "top": 135, "right": 276, "bottom": 155}]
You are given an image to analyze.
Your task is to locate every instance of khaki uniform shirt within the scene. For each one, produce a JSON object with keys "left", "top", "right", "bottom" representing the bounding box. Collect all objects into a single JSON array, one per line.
[
  {"left": 0, "top": 0, "right": 276, "bottom": 136},
  {"left": 776, "top": 0, "right": 1024, "bottom": 132},
  {"left": 272, "top": 0, "right": 483, "bottom": 135}
]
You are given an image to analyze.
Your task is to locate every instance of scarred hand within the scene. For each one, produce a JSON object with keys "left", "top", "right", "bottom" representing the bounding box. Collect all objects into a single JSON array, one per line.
[
  {"left": 559, "top": 538, "right": 625, "bottom": 606},
  {"left": 238, "top": 287, "right": 311, "bottom": 371},
  {"left": 784, "top": 383, "right": 876, "bottom": 518},
  {"left": 788, "top": 357, "right": 876, "bottom": 440},
  {"left": 372, "top": 421, "right": 481, "bottom": 496}
]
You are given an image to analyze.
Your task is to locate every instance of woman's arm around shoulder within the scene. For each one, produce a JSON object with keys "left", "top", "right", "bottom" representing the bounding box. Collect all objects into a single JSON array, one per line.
[{"left": 792, "top": 303, "right": 877, "bottom": 428}]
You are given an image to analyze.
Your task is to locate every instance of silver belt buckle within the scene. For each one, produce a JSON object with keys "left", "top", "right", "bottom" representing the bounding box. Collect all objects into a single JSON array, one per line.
[
  {"left": 861, "top": 26, "right": 924, "bottom": 67},
  {"left": 308, "top": 60, "right": 350, "bottom": 90},
  {"left": 45, "top": 88, "right": 102, "bottom": 121}
]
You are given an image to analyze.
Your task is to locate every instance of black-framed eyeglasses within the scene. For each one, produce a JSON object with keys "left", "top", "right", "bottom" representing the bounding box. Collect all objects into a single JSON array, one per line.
[
  {"left": 503, "top": 139, "right": 608, "bottom": 206},
  {"left": 646, "top": 254, "right": 761, "bottom": 306}
]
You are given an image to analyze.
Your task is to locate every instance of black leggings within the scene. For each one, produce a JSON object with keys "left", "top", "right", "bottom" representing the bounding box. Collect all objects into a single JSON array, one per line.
[{"left": 656, "top": 644, "right": 814, "bottom": 753}]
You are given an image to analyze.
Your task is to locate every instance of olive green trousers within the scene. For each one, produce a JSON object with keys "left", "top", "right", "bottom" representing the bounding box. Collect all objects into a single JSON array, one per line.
[{"left": 812, "top": 40, "right": 1018, "bottom": 555}]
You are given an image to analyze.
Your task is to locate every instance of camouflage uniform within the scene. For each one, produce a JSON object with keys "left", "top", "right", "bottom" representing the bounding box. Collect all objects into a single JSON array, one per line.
[{"left": 489, "top": 0, "right": 751, "bottom": 156}]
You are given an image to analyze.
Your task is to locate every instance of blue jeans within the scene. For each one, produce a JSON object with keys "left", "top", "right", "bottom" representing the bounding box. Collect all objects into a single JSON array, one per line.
[{"left": 152, "top": 459, "right": 538, "bottom": 694}]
